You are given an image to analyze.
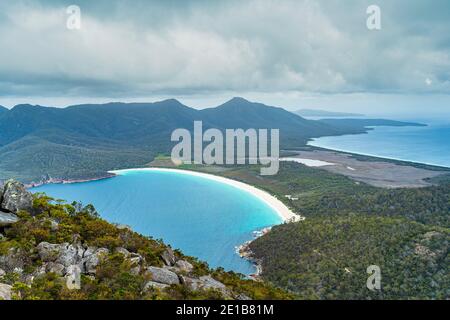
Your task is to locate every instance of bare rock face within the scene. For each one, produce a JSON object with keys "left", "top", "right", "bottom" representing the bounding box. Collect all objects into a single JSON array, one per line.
[
  {"left": 0, "top": 180, "right": 32, "bottom": 227},
  {"left": 181, "top": 275, "right": 230, "bottom": 297},
  {"left": 194, "top": 275, "right": 227, "bottom": 291},
  {"left": 37, "top": 241, "right": 109, "bottom": 275},
  {"left": 161, "top": 248, "right": 177, "bottom": 266},
  {"left": 0, "top": 211, "right": 19, "bottom": 227},
  {"left": 114, "top": 248, "right": 144, "bottom": 275},
  {"left": 1, "top": 180, "right": 33, "bottom": 214},
  {"left": 146, "top": 266, "right": 180, "bottom": 285},
  {"left": 45, "top": 262, "right": 65, "bottom": 276},
  {"left": 0, "top": 283, "right": 12, "bottom": 300},
  {"left": 0, "top": 247, "right": 26, "bottom": 273},
  {"left": 57, "top": 243, "right": 84, "bottom": 268},
  {"left": 37, "top": 242, "right": 65, "bottom": 262},
  {"left": 83, "top": 248, "right": 109, "bottom": 274},
  {"left": 65, "top": 265, "right": 81, "bottom": 290},
  {"left": 175, "top": 260, "right": 194, "bottom": 273}
]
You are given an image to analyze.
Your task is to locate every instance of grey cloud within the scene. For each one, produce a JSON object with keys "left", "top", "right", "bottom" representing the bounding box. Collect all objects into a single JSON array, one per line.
[{"left": 0, "top": 0, "right": 449, "bottom": 100}]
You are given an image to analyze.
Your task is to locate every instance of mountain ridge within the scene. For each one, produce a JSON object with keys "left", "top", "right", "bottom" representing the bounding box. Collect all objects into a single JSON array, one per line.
[{"left": 0, "top": 98, "right": 424, "bottom": 183}]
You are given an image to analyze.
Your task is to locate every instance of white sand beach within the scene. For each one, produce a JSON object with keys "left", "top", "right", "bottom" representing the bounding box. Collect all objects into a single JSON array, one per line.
[{"left": 109, "top": 168, "right": 301, "bottom": 223}]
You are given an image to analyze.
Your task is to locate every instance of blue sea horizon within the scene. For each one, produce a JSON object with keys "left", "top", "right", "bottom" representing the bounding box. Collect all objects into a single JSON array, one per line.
[{"left": 309, "top": 119, "right": 450, "bottom": 169}]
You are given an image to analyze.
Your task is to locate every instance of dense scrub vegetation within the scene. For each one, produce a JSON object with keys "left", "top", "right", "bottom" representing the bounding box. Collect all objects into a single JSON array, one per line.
[
  {"left": 186, "top": 162, "right": 450, "bottom": 299},
  {"left": 249, "top": 215, "right": 449, "bottom": 299},
  {"left": 0, "top": 194, "right": 292, "bottom": 300}
]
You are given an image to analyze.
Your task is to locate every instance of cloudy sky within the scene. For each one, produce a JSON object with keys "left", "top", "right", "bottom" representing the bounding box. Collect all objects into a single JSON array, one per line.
[{"left": 0, "top": 0, "right": 449, "bottom": 115}]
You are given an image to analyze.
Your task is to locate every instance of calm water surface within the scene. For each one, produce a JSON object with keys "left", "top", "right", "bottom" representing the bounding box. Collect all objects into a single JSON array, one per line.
[
  {"left": 31, "top": 169, "right": 283, "bottom": 275},
  {"left": 309, "top": 120, "right": 450, "bottom": 168}
]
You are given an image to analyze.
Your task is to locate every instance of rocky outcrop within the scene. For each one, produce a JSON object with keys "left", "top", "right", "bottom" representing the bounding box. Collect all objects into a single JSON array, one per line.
[
  {"left": 236, "top": 293, "right": 252, "bottom": 300},
  {"left": 161, "top": 248, "right": 177, "bottom": 266},
  {"left": 0, "top": 212, "right": 19, "bottom": 227},
  {"left": 57, "top": 243, "right": 85, "bottom": 268},
  {"left": 45, "top": 262, "right": 65, "bottom": 276},
  {"left": 181, "top": 275, "right": 230, "bottom": 297},
  {"left": 1, "top": 236, "right": 242, "bottom": 298},
  {"left": 65, "top": 265, "right": 81, "bottom": 290},
  {"left": 146, "top": 266, "right": 180, "bottom": 285},
  {"left": 0, "top": 283, "right": 12, "bottom": 300},
  {"left": 185, "top": 275, "right": 227, "bottom": 291},
  {"left": 175, "top": 260, "right": 194, "bottom": 273},
  {"left": 0, "top": 247, "right": 27, "bottom": 273},
  {"left": 0, "top": 180, "right": 33, "bottom": 227},
  {"left": 37, "top": 241, "right": 110, "bottom": 276},
  {"left": 1, "top": 180, "right": 33, "bottom": 214},
  {"left": 83, "top": 248, "right": 109, "bottom": 274},
  {"left": 37, "top": 241, "right": 85, "bottom": 268},
  {"left": 114, "top": 247, "right": 144, "bottom": 274},
  {"left": 37, "top": 242, "right": 65, "bottom": 262}
]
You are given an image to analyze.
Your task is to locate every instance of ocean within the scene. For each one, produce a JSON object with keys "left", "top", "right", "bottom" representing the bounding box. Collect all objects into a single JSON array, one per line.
[
  {"left": 31, "top": 169, "right": 282, "bottom": 275},
  {"left": 309, "top": 119, "right": 450, "bottom": 168}
]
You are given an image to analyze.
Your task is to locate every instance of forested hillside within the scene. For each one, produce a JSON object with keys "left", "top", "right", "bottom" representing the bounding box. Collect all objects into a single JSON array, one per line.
[
  {"left": 249, "top": 215, "right": 449, "bottom": 299},
  {"left": 185, "top": 162, "right": 450, "bottom": 299},
  {"left": 0, "top": 98, "right": 421, "bottom": 183}
]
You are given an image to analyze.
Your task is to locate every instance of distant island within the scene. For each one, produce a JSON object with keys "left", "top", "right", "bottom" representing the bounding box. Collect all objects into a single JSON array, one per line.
[{"left": 295, "top": 109, "right": 365, "bottom": 117}]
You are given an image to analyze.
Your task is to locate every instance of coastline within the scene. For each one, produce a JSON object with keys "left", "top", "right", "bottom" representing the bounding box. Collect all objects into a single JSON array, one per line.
[
  {"left": 28, "top": 166, "right": 302, "bottom": 278},
  {"left": 108, "top": 168, "right": 303, "bottom": 280},
  {"left": 25, "top": 173, "right": 117, "bottom": 189},
  {"left": 236, "top": 227, "right": 272, "bottom": 279},
  {"left": 109, "top": 167, "right": 302, "bottom": 223},
  {"left": 308, "top": 141, "right": 450, "bottom": 169},
  {"left": 24, "top": 145, "right": 449, "bottom": 279}
]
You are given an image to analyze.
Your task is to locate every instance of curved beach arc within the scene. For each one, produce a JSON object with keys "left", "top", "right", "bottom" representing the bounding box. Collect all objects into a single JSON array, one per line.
[{"left": 108, "top": 168, "right": 300, "bottom": 223}]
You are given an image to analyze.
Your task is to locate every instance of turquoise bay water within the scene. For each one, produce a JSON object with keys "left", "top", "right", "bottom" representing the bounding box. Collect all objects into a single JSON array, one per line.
[
  {"left": 31, "top": 170, "right": 282, "bottom": 275},
  {"left": 309, "top": 120, "right": 450, "bottom": 168}
]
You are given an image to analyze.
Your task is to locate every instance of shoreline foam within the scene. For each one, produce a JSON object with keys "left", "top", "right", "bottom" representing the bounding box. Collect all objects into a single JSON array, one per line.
[{"left": 108, "top": 167, "right": 301, "bottom": 223}]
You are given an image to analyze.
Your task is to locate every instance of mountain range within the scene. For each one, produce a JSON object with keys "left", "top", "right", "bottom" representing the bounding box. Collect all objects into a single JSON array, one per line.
[{"left": 0, "top": 97, "right": 422, "bottom": 183}]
